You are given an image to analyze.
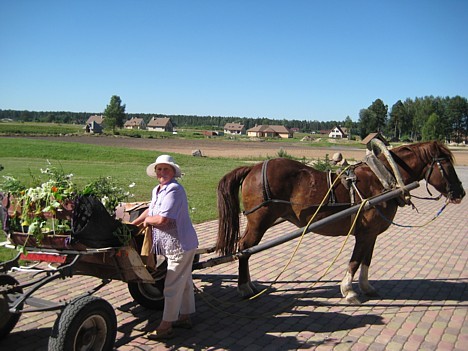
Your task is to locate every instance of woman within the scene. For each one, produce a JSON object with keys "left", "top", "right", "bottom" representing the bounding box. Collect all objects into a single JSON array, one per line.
[{"left": 131, "top": 154, "right": 198, "bottom": 340}]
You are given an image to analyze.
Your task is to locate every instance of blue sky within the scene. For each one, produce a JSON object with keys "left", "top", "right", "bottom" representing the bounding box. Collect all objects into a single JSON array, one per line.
[{"left": 1, "top": 0, "right": 467, "bottom": 121}]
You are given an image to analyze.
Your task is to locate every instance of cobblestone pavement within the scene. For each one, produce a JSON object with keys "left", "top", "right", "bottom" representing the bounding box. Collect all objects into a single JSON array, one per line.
[{"left": 1, "top": 176, "right": 467, "bottom": 350}]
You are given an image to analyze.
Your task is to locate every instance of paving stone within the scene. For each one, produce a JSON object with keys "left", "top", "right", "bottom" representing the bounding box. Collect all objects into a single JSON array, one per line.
[{"left": 2, "top": 184, "right": 467, "bottom": 350}]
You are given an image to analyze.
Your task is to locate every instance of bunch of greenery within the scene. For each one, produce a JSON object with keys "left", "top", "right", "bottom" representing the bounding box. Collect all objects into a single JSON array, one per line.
[{"left": 0, "top": 164, "right": 133, "bottom": 243}]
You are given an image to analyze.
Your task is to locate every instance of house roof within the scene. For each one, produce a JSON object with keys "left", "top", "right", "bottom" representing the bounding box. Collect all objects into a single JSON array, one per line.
[
  {"left": 124, "top": 117, "right": 145, "bottom": 127},
  {"left": 330, "top": 126, "right": 347, "bottom": 135},
  {"left": 147, "top": 117, "right": 172, "bottom": 127},
  {"left": 247, "top": 125, "right": 290, "bottom": 134},
  {"left": 361, "top": 132, "right": 389, "bottom": 145},
  {"left": 86, "top": 115, "right": 104, "bottom": 124},
  {"left": 224, "top": 123, "right": 245, "bottom": 131}
]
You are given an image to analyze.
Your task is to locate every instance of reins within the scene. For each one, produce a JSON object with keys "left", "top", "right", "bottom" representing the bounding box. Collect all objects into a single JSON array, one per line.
[{"left": 375, "top": 198, "right": 449, "bottom": 228}]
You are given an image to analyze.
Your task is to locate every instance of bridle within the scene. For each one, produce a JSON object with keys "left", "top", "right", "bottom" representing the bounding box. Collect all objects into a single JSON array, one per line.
[{"left": 423, "top": 157, "right": 452, "bottom": 197}]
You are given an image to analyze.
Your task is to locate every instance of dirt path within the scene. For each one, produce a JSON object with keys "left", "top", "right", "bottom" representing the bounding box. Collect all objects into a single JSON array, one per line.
[{"left": 24, "top": 135, "right": 468, "bottom": 165}]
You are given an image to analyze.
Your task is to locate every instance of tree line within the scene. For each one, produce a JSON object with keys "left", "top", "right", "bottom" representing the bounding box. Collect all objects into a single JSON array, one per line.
[
  {"left": 1, "top": 94, "right": 467, "bottom": 143},
  {"left": 359, "top": 96, "right": 467, "bottom": 143}
]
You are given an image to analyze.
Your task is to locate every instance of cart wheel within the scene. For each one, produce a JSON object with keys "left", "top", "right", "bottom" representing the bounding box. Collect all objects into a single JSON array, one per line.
[
  {"left": 48, "top": 295, "right": 116, "bottom": 351},
  {"left": 128, "top": 277, "right": 165, "bottom": 310},
  {"left": 0, "top": 274, "right": 23, "bottom": 340}
]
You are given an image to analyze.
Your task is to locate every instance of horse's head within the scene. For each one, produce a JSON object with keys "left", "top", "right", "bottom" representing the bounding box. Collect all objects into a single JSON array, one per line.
[{"left": 421, "top": 143, "right": 465, "bottom": 204}]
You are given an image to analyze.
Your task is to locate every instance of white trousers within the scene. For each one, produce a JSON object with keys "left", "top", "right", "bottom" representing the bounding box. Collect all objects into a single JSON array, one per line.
[{"left": 162, "top": 248, "right": 196, "bottom": 322}]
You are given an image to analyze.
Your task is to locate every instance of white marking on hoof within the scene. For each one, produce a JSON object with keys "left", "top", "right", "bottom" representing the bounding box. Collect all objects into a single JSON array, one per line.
[
  {"left": 340, "top": 271, "right": 354, "bottom": 297},
  {"left": 345, "top": 292, "right": 362, "bottom": 305},
  {"left": 359, "top": 265, "right": 378, "bottom": 296},
  {"left": 341, "top": 271, "right": 361, "bottom": 304}
]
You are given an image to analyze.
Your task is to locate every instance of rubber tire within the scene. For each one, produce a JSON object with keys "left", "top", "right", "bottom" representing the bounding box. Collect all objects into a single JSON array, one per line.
[
  {"left": 127, "top": 277, "right": 165, "bottom": 310},
  {"left": 48, "top": 295, "right": 117, "bottom": 351},
  {"left": 0, "top": 274, "right": 23, "bottom": 340}
]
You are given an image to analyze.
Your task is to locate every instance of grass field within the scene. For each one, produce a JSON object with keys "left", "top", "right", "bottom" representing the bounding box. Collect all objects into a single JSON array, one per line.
[
  {"left": 0, "top": 136, "right": 249, "bottom": 261},
  {"left": 0, "top": 137, "right": 249, "bottom": 222}
]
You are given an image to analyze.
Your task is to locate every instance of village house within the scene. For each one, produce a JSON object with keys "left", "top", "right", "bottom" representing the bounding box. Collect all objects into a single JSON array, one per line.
[
  {"left": 84, "top": 115, "right": 104, "bottom": 134},
  {"left": 85, "top": 115, "right": 104, "bottom": 126},
  {"left": 124, "top": 117, "right": 146, "bottom": 130},
  {"left": 146, "top": 117, "right": 174, "bottom": 132},
  {"left": 223, "top": 122, "right": 245, "bottom": 135},
  {"left": 246, "top": 125, "right": 293, "bottom": 139},
  {"left": 328, "top": 126, "right": 348, "bottom": 139}
]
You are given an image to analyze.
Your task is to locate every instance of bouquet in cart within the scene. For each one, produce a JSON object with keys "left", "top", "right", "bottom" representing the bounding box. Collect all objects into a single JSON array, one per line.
[{"left": 0, "top": 164, "right": 138, "bottom": 249}]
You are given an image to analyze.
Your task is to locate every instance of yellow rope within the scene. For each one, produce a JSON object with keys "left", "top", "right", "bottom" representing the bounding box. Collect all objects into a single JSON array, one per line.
[{"left": 245, "top": 165, "right": 351, "bottom": 300}]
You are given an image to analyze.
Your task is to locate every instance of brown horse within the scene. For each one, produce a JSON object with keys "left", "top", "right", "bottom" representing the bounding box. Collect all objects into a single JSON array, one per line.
[{"left": 216, "top": 141, "right": 465, "bottom": 304}]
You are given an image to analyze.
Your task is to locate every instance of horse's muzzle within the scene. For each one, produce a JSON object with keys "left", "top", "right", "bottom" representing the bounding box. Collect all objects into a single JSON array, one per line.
[{"left": 448, "top": 187, "right": 466, "bottom": 204}]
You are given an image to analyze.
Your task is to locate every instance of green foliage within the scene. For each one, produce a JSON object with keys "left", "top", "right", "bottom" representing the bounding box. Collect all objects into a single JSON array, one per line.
[
  {"left": 388, "top": 100, "right": 406, "bottom": 140},
  {"left": 276, "top": 147, "right": 294, "bottom": 159},
  {"left": 422, "top": 113, "right": 444, "bottom": 141},
  {"left": 0, "top": 122, "right": 83, "bottom": 135},
  {"left": 313, "top": 154, "right": 332, "bottom": 172},
  {"left": 103, "top": 95, "right": 126, "bottom": 132},
  {"left": 81, "top": 176, "right": 132, "bottom": 215},
  {"left": 0, "top": 164, "right": 133, "bottom": 242},
  {"left": 359, "top": 99, "right": 388, "bottom": 139}
]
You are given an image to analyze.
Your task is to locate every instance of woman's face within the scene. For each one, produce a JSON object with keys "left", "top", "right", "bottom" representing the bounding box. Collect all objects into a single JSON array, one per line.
[{"left": 155, "top": 163, "right": 175, "bottom": 185}]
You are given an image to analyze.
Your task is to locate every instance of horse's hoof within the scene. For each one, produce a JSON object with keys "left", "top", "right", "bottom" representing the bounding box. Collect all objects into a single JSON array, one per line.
[
  {"left": 238, "top": 282, "right": 258, "bottom": 298},
  {"left": 359, "top": 283, "right": 378, "bottom": 296},
  {"left": 345, "top": 294, "right": 361, "bottom": 305}
]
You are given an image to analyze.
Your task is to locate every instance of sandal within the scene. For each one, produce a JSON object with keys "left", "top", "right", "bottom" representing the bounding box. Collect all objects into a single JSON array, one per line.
[
  {"left": 145, "top": 328, "right": 175, "bottom": 340},
  {"left": 172, "top": 319, "right": 192, "bottom": 329}
]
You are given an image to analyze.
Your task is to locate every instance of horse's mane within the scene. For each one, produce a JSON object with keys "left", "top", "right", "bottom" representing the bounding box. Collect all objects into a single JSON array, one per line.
[{"left": 394, "top": 141, "right": 454, "bottom": 164}]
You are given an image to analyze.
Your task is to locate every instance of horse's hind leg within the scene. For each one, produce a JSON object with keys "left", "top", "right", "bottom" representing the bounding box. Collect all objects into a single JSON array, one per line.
[
  {"left": 237, "top": 223, "right": 267, "bottom": 298},
  {"left": 238, "top": 255, "right": 256, "bottom": 298}
]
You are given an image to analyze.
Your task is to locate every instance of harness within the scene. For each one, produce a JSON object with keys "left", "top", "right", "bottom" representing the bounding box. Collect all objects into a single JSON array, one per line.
[
  {"left": 242, "top": 160, "right": 293, "bottom": 216},
  {"left": 242, "top": 145, "right": 454, "bottom": 218},
  {"left": 243, "top": 160, "right": 359, "bottom": 218},
  {"left": 424, "top": 157, "right": 448, "bottom": 197}
]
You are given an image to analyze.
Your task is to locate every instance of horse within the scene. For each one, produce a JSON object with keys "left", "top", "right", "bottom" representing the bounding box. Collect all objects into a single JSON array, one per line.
[{"left": 216, "top": 141, "right": 465, "bottom": 304}]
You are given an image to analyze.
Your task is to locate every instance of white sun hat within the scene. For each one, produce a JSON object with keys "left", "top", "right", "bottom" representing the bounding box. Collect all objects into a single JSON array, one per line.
[{"left": 146, "top": 154, "right": 182, "bottom": 178}]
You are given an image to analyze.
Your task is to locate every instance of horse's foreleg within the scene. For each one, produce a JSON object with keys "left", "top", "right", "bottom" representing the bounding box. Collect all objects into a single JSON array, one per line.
[
  {"left": 358, "top": 264, "right": 377, "bottom": 296},
  {"left": 358, "top": 238, "right": 378, "bottom": 296},
  {"left": 340, "top": 261, "right": 361, "bottom": 304},
  {"left": 341, "top": 232, "right": 375, "bottom": 304}
]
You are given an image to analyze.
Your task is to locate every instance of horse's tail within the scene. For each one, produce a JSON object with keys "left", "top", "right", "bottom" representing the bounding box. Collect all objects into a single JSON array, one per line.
[{"left": 216, "top": 165, "right": 253, "bottom": 255}]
